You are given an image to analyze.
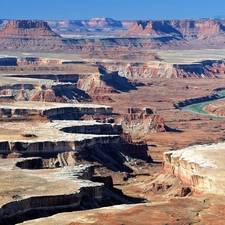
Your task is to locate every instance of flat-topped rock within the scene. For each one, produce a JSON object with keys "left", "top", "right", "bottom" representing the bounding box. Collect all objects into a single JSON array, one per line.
[
  {"left": 163, "top": 142, "right": 225, "bottom": 195},
  {"left": 0, "top": 160, "right": 104, "bottom": 220},
  {"left": 0, "top": 20, "right": 60, "bottom": 39},
  {"left": 0, "top": 101, "right": 113, "bottom": 118},
  {"left": 0, "top": 120, "right": 120, "bottom": 152}
]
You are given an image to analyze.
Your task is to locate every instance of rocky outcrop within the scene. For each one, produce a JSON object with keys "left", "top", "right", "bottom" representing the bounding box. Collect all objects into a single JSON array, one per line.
[
  {"left": 77, "top": 68, "right": 136, "bottom": 94},
  {"left": 163, "top": 145, "right": 218, "bottom": 193},
  {"left": 0, "top": 105, "right": 121, "bottom": 153},
  {"left": 99, "top": 60, "right": 224, "bottom": 79},
  {"left": 0, "top": 82, "right": 91, "bottom": 103},
  {"left": 0, "top": 191, "right": 83, "bottom": 223},
  {"left": 2, "top": 58, "right": 223, "bottom": 80},
  {"left": 123, "top": 141, "right": 149, "bottom": 160},
  {"left": 0, "top": 101, "right": 113, "bottom": 118},
  {"left": 119, "top": 107, "right": 165, "bottom": 134}
]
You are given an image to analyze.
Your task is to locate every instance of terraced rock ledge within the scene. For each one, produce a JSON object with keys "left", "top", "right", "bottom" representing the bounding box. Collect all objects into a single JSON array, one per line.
[
  {"left": 0, "top": 100, "right": 136, "bottom": 224},
  {"left": 163, "top": 143, "right": 225, "bottom": 195},
  {"left": 0, "top": 160, "right": 105, "bottom": 224}
]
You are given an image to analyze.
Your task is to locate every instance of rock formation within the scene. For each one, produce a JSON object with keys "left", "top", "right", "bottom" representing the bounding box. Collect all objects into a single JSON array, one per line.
[
  {"left": 0, "top": 20, "right": 62, "bottom": 50},
  {"left": 118, "top": 107, "right": 165, "bottom": 134},
  {"left": 1, "top": 18, "right": 225, "bottom": 52},
  {"left": 0, "top": 20, "right": 60, "bottom": 38},
  {"left": 100, "top": 61, "right": 219, "bottom": 79},
  {"left": 163, "top": 143, "right": 225, "bottom": 194},
  {"left": 0, "top": 161, "right": 105, "bottom": 224},
  {"left": 77, "top": 67, "right": 136, "bottom": 94},
  {"left": 121, "top": 20, "right": 182, "bottom": 37},
  {"left": 120, "top": 19, "right": 225, "bottom": 39},
  {"left": 0, "top": 77, "right": 91, "bottom": 103}
]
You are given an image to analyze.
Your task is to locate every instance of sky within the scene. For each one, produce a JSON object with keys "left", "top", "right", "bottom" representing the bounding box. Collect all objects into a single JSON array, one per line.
[{"left": 1, "top": 0, "right": 225, "bottom": 21}]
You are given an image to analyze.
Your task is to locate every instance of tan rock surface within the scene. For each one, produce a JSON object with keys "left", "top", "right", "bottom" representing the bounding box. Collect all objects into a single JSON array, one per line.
[{"left": 164, "top": 143, "right": 225, "bottom": 195}]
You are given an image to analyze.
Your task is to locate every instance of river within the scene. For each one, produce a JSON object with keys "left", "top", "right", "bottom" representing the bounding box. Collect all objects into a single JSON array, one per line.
[{"left": 181, "top": 95, "right": 225, "bottom": 119}]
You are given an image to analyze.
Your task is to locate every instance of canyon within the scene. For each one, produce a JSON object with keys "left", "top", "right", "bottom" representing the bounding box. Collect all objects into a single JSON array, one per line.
[{"left": 0, "top": 17, "right": 225, "bottom": 224}]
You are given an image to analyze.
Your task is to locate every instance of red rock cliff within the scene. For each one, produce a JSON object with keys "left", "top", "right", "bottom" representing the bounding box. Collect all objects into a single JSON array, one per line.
[
  {"left": 0, "top": 20, "right": 60, "bottom": 38},
  {"left": 120, "top": 19, "right": 225, "bottom": 38}
]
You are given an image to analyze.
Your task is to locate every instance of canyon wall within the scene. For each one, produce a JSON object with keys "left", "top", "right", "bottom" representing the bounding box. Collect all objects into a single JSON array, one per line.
[
  {"left": 162, "top": 145, "right": 221, "bottom": 194},
  {"left": 99, "top": 60, "right": 225, "bottom": 79},
  {"left": 0, "top": 164, "right": 105, "bottom": 223}
]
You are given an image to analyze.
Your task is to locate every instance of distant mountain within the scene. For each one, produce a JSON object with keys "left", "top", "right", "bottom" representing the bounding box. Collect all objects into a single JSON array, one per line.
[
  {"left": 0, "top": 18, "right": 134, "bottom": 36},
  {"left": 44, "top": 18, "right": 133, "bottom": 36},
  {"left": 0, "top": 18, "right": 225, "bottom": 52},
  {"left": 120, "top": 19, "right": 225, "bottom": 39}
]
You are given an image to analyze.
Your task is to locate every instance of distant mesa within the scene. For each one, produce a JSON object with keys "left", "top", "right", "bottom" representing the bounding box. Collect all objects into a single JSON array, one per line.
[
  {"left": 120, "top": 19, "right": 225, "bottom": 38},
  {"left": 120, "top": 20, "right": 182, "bottom": 37},
  {"left": 48, "top": 18, "right": 130, "bottom": 28},
  {"left": 0, "top": 20, "right": 61, "bottom": 39},
  {"left": 83, "top": 18, "right": 123, "bottom": 28}
]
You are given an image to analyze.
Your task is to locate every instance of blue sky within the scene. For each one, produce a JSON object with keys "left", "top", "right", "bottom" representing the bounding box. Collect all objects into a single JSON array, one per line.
[{"left": 1, "top": 0, "right": 225, "bottom": 20}]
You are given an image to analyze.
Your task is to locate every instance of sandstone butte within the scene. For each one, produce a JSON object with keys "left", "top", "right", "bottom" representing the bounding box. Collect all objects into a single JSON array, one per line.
[{"left": 0, "top": 20, "right": 60, "bottom": 38}]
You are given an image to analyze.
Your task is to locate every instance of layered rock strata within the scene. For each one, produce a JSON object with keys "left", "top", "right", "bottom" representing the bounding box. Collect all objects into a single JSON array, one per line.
[
  {"left": 0, "top": 101, "right": 113, "bottom": 118},
  {"left": 99, "top": 59, "right": 225, "bottom": 79},
  {"left": 0, "top": 160, "right": 104, "bottom": 223},
  {"left": 0, "top": 20, "right": 62, "bottom": 50},
  {"left": 119, "top": 107, "right": 165, "bottom": 134},
  {"left": 2, "top": 19, "right": 225, "bottom": 52},
  {"left": 163, "top": 143, "right": 225, "bottom": 194},
  {"left": 0, "top": 77, "right": 91, "bottom": 103},
  {"left": 0, "top": 119, "right": 120, "bottom": 153},
  {"left": 120, "top": 19, "right": 225, "bottom": 39},
  {"left": 0, "top": 20, "right": 60, "bottom": 38}
]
